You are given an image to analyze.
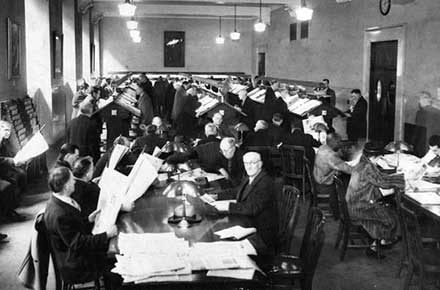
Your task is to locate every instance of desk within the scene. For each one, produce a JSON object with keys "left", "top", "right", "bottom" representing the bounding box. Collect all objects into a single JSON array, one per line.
[
  {"left": 114, "top": 188, "right": 268, "bottom": 289},
  {"left": 403, "top": 193, "right": 440, "bottom": 223}
]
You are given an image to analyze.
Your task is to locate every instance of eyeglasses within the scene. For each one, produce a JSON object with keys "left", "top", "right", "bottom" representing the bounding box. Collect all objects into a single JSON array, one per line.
[{"left": 243, "top": 160, "right": 261, "bottom": 165}]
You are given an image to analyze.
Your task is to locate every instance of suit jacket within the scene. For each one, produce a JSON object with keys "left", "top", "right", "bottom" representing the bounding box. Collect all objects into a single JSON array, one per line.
[
  {"left": 71, "top": 180, "right": 100, "bottom": 219},
  {"left": 347, "top": 97, "right": 367, "bottom": 141},
  {"left": 267, "top": 123, "right": 288, "bottom": 145},
  {"left": 216, "top": 148, "right": 245, "bottom": 187},
  {"left": 242, "top": 129, "right": 274, "bottom": 147},
  {"left": 131, "top": 134, "right": 166, "bottom": 155},
  {"left": 171, "top": 86, "right": 187, "bottom": 121},
  {"left": 282, "top": 129, "right": 320, "bottom": 163},
  {"left": 44, "top": 196, "right": 108, "bottom": 283},
  {"left": 67, "top": 114, "right": 101, "bottom": 163},
  {"left": 98, "top": 102, "right": 131, "bottom": 150},
  {"left": 229, "top": 171, "right": 277, "bottom": 249},
  {"left": 197, "top": 135, "right": 220, "bottom": 146}
]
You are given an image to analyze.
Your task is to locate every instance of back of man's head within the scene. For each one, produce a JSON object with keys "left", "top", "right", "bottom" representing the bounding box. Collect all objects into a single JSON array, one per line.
[
  {"left": 59, "top": 143, "right": 79, "bottom": 160},
  {"left": 326, "top": 133, "right": 341, "bottom": 151},
  {"left": 79, "top": 100, "right": 93, "bottom": 115},
  {"left": 205, "top": 123, "right": 218, "bottom": 137},
  {"left": 220, "top": 137, "right": 235, "bottom": 151},
  {"left": 351, "top": 89, "right": 362, "bottom": 96},
  {"left": 429, "top": 135, "right": 440, "bottom": 147},
  {"left": 48, "top": 167, "right": 71, "bottom": 193},
  {"left": 255, "top": 120, "right": 269, "bottom": 132}
]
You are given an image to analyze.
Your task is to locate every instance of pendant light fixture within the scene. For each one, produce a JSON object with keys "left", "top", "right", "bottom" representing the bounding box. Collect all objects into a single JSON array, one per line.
[
  {"left": 216, "top": 16, "right": 225, "bottom": 44},
  {"left": 254, "top": 0, "right": 266, "bottom": 32},
  {"left": 126, "top": 17, "right": 138, "bottom": 30},
  {"left": 295, "top": 0, "right": 313, "bottom": 21},
  {"left": 129, "top": 29, "right": 140, "bottom": 38},
  {"left": 119, "top": 0, "right": 136, "bottom": 17},
  {"left": 230, "top": 5, "right": 241, "bottom": 41}
]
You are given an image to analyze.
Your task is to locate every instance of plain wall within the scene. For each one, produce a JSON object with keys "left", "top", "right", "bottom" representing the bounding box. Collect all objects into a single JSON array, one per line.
[
  {"left": 265, "top": 0, "right": 440, "bottom": 123},
  {"left": 100, "top": 17, "right": 254, "bottom": 74},
  {"left": 0, "top": 0, "right": 27, "bottom": 101}
]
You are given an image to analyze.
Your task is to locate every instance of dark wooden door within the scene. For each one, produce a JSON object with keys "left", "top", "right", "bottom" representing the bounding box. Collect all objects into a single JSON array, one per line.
[{"left": 368, "top": 40, "right": 398, "bottom": 142}]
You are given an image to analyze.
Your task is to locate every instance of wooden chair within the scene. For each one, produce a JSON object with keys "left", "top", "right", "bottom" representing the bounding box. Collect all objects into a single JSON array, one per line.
[
  {"left": 275, "top": 185, "right": 301, "bottom": 254},
  {"left": 334, "top": 176, "right": 375, "bottom": 261},
  {"left": 279, "top": 145, "right": 307, "bottom": 202},
  {"left": 267, "top": 207, "right": 326, "bottom": 290},
  {"left": 305, "top": 160, "right": 333, "bottom": 219},
  {"left": 401, "top": 207, "right": 440, "bottom": 290}
]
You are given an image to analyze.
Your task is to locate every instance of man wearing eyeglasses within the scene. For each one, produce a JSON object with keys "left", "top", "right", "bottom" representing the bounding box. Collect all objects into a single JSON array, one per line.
[{"left": 214, "top": 151, "right": 277, "bottom": 251}]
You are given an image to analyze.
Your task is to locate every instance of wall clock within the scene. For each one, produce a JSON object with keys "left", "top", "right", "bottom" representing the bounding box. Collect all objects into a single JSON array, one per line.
[{"left": 380, "top": 0, "right": 391, "bottom": 16}]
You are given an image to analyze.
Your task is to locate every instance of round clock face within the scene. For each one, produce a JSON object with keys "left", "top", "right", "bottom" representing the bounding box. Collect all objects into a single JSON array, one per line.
[{"left": 380, "top": 0, "right": 391, "bottom": 16}]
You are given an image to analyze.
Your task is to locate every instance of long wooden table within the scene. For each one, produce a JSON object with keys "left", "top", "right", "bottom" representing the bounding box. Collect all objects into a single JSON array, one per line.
[
  {"left": 113, "top": 187, "right": 268, "bottom": 289},
  {"left": 403, "top": 193, "right": 440, "bottom": 223}
]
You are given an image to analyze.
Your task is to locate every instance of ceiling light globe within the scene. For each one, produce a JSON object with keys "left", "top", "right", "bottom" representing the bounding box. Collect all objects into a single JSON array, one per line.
[
  {"left": 230, "top": 31, "right": 241, "bottom": 40},
  {"left": 126, "top": 20, "right": 138, "bottom": 30},
  {"left": 254, "top": 21, "right": 266, "bottom": 32},
  {"left": 295, "top": 6, "right": 313, "bottom": 21},
  {"left": 129, "top": 29, "right": 140, "bottom": 38},
  {"left": 216, "top": 35, "right": 225, "bottom": 44},
  {"left": 118, "top": 2, "right": 136, "bottom": 17}
]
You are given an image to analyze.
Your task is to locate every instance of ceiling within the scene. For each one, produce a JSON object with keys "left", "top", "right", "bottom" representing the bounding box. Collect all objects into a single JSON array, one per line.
[{"left": 80, "top": 0, "right": 302, "bottom": 22}]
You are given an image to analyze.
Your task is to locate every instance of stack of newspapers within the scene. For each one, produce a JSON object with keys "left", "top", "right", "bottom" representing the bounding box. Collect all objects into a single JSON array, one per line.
[{"left": 112, "top": 232, "right": 261, "bottom": 283}]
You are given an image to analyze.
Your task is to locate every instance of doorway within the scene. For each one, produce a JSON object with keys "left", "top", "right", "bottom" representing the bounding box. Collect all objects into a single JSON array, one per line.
[
  {"left": 257, "top": 52, "right": 265, "bottom": 76},
  {"left": 368, "top": 40, "right": 397, "bottom": 143}
]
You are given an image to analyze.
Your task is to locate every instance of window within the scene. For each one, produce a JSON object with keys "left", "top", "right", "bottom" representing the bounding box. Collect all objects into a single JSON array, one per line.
[
  {"left": 300, "top": 21, "right": 309, "bottom": 39},
  {"left": 290, "top": 23, "right": 297, "bottom": 41}
]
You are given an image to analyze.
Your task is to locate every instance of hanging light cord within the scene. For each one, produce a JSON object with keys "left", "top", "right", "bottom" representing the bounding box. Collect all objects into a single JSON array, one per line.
[
  {"left": 234, "top": 5, "right": 237, "bottom": 31},
  {"left": 219, "top": 16, "right": 222, "bottom": 35},
  {"left": 259, "top": 0, "right": 262, "bottom": 20}
]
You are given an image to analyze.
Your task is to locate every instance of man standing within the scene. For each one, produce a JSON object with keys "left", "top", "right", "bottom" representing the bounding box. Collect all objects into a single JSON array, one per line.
[
  {"left": 313, "top": 133, "right": 352, "bottom": 218},
  {"left": 213, "top": 152, "right": 277, "bottom": 251},
  {"left": 67, "top": 101, "right": 101, "bottom": 163},
  {"left": 171, "top": 81, "right": 191, "bottom": 124},
  {"left": 346, "top": 89, "right": 367, "bottom": 142},
  {"left": 322, "top": 78, "right": 336, "bottom": 106}
]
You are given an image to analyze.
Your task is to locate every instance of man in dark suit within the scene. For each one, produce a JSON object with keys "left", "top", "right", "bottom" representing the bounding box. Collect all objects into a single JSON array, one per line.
[
  {"left": 213, "top": 152, "right": 277, "bottom": 251},
  {"left": 67, "top": 101, "right": 101, "bottom": 164},
  {"left": 131, "top": 124, "right": 166, "bottom": 156},
  {"left": 282, "top": 119, "right": 321, "bottom": 164},
  {"left": 44, "top": 167, "right": 119, "bottom": 287},
  {"left": 210, "top": 137, "right": 245, "bottom": 187},
  {"left": 242, "top": 120, "right": 274, "bottom": 147},
  {"left": 197, "top": 123, "right": 220, "bottom": 146},
  {"left": 171, "top": 81, "right": 190, "bottom": 124},
  {"left": 322, "top": 78, "right": 336, "bottom": 106},
  {"left": 346, "top": 89, "right": 367, "bottom": 141},
  {"left": 267, "top": 113, "right": 289, "bottom": 146}
]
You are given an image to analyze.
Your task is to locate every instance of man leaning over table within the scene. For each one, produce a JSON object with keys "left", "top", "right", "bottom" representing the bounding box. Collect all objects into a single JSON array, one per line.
[{"left": 213, "top": 151, "right": 278, "bottom": 252}]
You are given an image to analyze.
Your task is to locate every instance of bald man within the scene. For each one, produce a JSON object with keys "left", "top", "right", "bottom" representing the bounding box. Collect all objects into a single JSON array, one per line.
[{"left": 214, "top": 151, "right": 277, "bottom": 251}]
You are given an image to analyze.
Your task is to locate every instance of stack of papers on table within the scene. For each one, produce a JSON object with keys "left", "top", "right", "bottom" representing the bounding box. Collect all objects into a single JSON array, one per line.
[
  {"left": 215, "top": 226, "right": 257, "bottom": 240},
  {"left": 113, "top": 233, "right": 260, "bottom": 283},
  {"left": 230, "top": 84, "right": 248, "bottom": 95},
  {"left": 247, "top": 88, "right": 266, "bottom": 103},
  {"left": 113, "top": 233, "right": 190, "bottom": 283}
]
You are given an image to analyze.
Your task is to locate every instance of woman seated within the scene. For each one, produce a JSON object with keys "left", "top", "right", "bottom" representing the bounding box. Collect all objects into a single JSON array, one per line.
[{"left": 346, "top": 143, "right": 405, "bottom": 257}]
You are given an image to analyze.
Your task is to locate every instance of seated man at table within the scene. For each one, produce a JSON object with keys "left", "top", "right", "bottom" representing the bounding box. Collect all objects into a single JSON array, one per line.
[
  {"left": 44, "top": 167, "right": 120, "bottom": 288},
  {"left": 267, "top": 113, "right": 289, "bottom": 146},
  {"left": 131, "top": 124, "right": 166, "bottom": 156},
  {"left": 421, "top": 135, "right": 440, "bottom": 175},
  {"left": 346, "top": 143, "right": 405, "bottom": 258},
  {"left": 282, "top": 119, "right": 320, "bottom": 165},
  {"left": 213, "top": 152, "right": 277, "bottom": 252},
  {"left": 313, "top": 133, "right": 352, "bottom": 218},
  {"left": 215, "top": 138, "right": 245, "bottom": 187},
  {"left": 197, "top": 123, "right": 220, "bottom": 146},
  {"left": 212, "top": 112, "right": 232, "bottom": 138},
  {"left": 242, "top": 120, "right": 274, "bottom": 147}
]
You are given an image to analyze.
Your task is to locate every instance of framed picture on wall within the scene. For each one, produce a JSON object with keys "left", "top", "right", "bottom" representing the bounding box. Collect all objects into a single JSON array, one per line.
[
  {"left": 7, "top": 18, "right": 20, "bottom": 80},
  {"left": 52, "top": 31, "right": 63, "bottom": 79},
  {"left": 164, "top": 31, "right": 185, "bottom": 67}
]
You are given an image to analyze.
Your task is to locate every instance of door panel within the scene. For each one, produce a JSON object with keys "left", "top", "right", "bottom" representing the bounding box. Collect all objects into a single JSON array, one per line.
[{"left": 368, "top": 40, "right": 398, "bottom": 143}]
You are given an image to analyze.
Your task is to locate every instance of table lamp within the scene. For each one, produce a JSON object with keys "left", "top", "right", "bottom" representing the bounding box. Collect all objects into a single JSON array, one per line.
[
  {"left": 162, "top": 180, "right": 202, "bottom": 228},
  {"left": 385, "top": 141, "right": 412, "bottom": 169}
]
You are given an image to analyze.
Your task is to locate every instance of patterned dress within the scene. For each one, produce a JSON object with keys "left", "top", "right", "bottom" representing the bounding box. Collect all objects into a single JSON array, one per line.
[{"left": 346, "top": 155, "right": 405, "bottom": 240}]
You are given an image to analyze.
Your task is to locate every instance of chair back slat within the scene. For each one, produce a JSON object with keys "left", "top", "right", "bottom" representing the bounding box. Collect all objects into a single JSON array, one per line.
[
  {"left": 280, "top": 145, "right": 306, "bottom": 179},
  {"left": 305, "top": 160, "right": 317, "bottom": 207},
  {"left": 276, "top": 184, "right": 301, "bottom": 253}
]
